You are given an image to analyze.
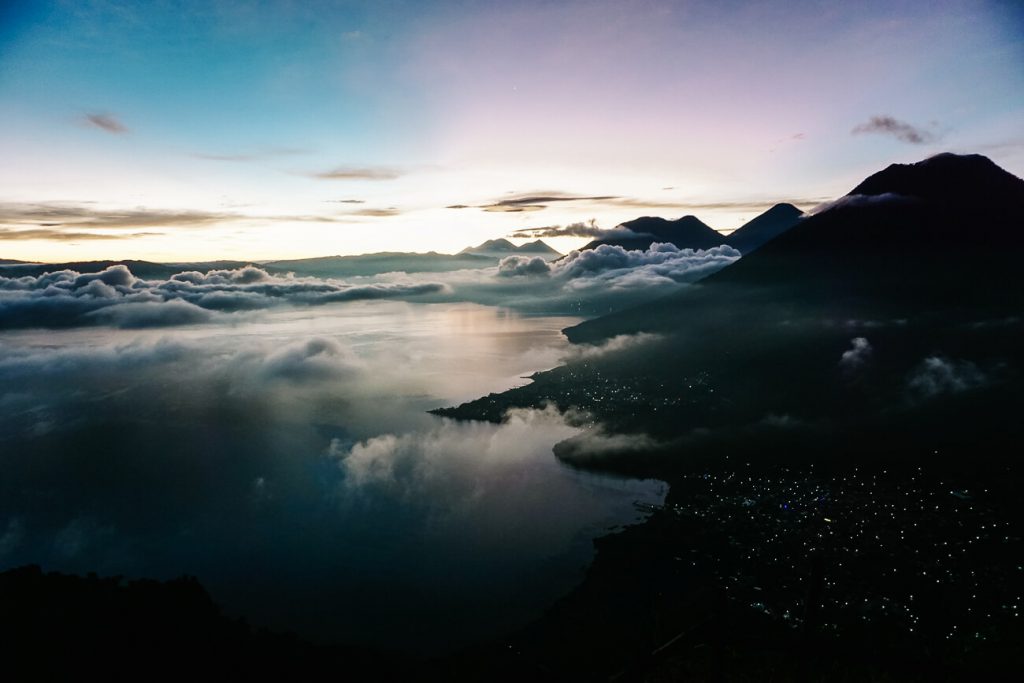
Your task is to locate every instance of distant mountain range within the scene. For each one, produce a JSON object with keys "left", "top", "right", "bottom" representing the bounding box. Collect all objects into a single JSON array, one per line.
[
  {"left": 0, "top": 259, "right": 252, "bottom": 280},
  {"left": 262, "top": 252, "right": 496, "bottom": 278},
  {"left": 460, "top": 238, "right": 561, "bottom": 259},
  {"left": 580, "top": 203, "right": 804, "bottom": 255},
  {"left": 0, "top": 241, "right": 562, "bottom": 280}
]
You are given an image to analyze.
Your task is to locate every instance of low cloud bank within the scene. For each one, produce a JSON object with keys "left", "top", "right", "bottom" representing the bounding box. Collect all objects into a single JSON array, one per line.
[
  {"left": 0, "top": 264, "right": 447, "bottom": 328},
  {"left": 907, "top": 356, "right": 989, "bottom": 398},
  {"left": 497, "top": 242, "right": 739, "bottom": 289},
  {"left": 379, "top": 241, "right": 740, "bottom": 314}
]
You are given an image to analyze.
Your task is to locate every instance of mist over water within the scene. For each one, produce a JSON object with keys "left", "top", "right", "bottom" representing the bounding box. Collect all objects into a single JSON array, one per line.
[{"left": 0, "top": 300, "right": 665, "bottom": 652}]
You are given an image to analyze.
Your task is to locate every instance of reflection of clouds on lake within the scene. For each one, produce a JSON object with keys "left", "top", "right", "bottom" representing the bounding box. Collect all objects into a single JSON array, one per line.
[{"left": 0, "top": 302, "right": 664, "bottom": 650}]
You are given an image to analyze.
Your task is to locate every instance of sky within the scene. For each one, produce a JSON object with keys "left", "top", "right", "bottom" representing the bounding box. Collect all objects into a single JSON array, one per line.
[{"left": 0, "top": 0, "right": 1022, "bottom": 262}]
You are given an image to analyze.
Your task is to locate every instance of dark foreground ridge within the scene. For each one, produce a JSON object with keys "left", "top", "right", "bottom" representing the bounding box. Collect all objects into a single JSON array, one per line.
[{"left": 0, "top": 565, "right": 414, "bottom": 682}]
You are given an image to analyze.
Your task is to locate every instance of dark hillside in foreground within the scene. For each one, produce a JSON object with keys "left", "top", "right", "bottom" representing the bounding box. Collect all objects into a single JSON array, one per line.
[{"left": 0, "top": 565, "right": 410, "bottom": 682}]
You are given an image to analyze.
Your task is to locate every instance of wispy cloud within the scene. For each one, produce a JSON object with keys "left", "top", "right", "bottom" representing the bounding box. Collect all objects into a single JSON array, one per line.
[
  {"left": 851, "top": 115, "right": 937, "bottom": 144},
  {"left": 348, "top": 207, "right": 401, "bottom": 217},
  {"left": 599, "top": 197, "right": 830, "bottom": 212},
  {"left": 0, "top": 203, "right": 236, "bottom": 230},
  {"left": 480, "top": 193, "right": 617, "bottom": 212},
  {"left": 510, "top": 221, "right": 620, "bottom": 239},
  {"left": 82, "top": 113, "right": 128, "bottom": 134},
  {"left": 0, "top": 228, "right": 158, "bottom": 241},
  {"left": 326, "top": 199, "right": 366, "bottom": 204},
  {"left": 464, "top": 192, "right": 828, "bottom": 215},
  {"left": 192, "top": 147, "right": 310, "bottom": 162},
  {"left": 310, "top": 166, "right": 404, "bottom": 181}
]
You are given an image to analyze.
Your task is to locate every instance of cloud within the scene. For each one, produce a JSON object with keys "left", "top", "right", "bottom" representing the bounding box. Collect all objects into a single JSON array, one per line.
[
  {"left": 0, "top": 264, "right": 448, "bottom": 328},
  {"left": 510, "top": 220, "right": 640, "bottom": 240},
  {"left": 493, "top": 243, "right": 740, "bottom": 287},
  {"left": 192, "top": 147, "right": 309, "bottom": 162},
  {"left": 326, "top": 199, "right": 366, "bottom": 204},
  {"left": 496, "top": 255, "right": 551, "bottom": 277},
  {"left": 335, "top": 406, "right": 580, "bottom": 498},
  {"left": 457, "top": 192, "right": 831, "bottom": 216},
  {"left": 598, "top": 197, "right": 831, "bottom": 212},
  {"left": 809, "top": 192, "right": 916, "bottom": 215},
  {"left": 0, "top": 202, "right": 237, "bottom": 230},
  {"left": 477, "top": 192, "right": 617, "bottom": 213},
  {"left": 851, "top": 115, "right": 937, "bottom": 145},
  {"left": 562, "top": 333, "right": 663, "bottom": 362},
  {"left": 907, "top": 356, "right": 988, "bottom": 398},
  {"left": 254, "top": 338, "right": 364, "bottom": 384},
  {"left": 839, "top": 337, "right": 872, "bottom": 371},
  {"left": 551, "top": 242, "right": 739, "bottom": 286},
  {"left": 347, "top": 207, "right": 401, "bottom": 217},
  {"left": 310, "top": 166, "right": 403, "bottom": 180},
  {"left": 83, "top": 113, "right": 128, "bottom": 134},
  {"left": 86, "top": 299, "right": 214, "bottom": 328},
  {"left": 397, "top": 241, "right": 739, "bottom": 315},
  {"left": 0, "top": 228, "right": 159, "bottom": 241},
  {"left": 0, "top": 310, "right": 662, "bottom": 648},
  {"left": 551, "top": 428, "right": 663, "bottom": 467}
]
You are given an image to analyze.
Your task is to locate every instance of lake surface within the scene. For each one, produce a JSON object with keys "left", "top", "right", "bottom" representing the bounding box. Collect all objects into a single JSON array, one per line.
[{"left": 0, "top": 301, "right": 666, "bottom": 652}]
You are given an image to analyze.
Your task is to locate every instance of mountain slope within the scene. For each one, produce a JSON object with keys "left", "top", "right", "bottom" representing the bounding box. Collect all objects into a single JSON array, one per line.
[
  {"left": 460, "top": 238, "right": 560, "bottom": 259},
  {"left": 581, "top": 215, "right": 724, "bottom": 252},
  {"left": 437, "top": 153, "right": 1024, "bottom": 470},
  {"left": 565, "top": 153, "right": 1024, "bottom": 344},
  {"left": 724, "top": 202, "right": 803, "bottom": 254}
]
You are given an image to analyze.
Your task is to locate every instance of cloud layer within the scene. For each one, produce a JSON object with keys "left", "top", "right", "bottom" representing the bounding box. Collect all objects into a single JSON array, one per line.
[
  {"left": 497, "top": 242, "right": 740, "bottom": 288},
  {"left": 0, "top": 264, "right": 447, "bottom": 328}
]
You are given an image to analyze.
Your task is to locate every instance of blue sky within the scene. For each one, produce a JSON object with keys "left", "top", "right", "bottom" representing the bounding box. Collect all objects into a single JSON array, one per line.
[{"left": 1, "top": 0, "right": 1022, "bottom": 260}]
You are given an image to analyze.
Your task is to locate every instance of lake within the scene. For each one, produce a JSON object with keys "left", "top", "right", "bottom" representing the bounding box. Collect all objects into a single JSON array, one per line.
[{"left": 0, "top": 300, "right": 666, "bottom": 653}]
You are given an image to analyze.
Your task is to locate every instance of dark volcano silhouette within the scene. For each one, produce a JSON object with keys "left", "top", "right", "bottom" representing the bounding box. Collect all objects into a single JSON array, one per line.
[
  {"left": 724, "top": 202, "right": 804, "bottom": 254},
  {"left": 579, "top": 204, "right": 803, "bottom": 255},
  {"left": 581, "top": 215, "right": 724, "bottom": 252},
  {"left": 565, "top": 153, "right": 1024, "bottom": 343},
  {"left": 460, "top": 238, "right": 560, "bottom": 258}
]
